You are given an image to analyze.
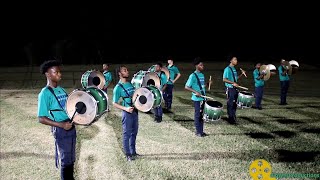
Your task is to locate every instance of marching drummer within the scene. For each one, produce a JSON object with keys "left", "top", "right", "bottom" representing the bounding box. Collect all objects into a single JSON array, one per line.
[
  {"left": 37, "top": 60, "right": 76, "bottom": 179},
  {"left": 113, "top": 65, "right": 140, "bottom": 161},
  {"left": 154, "top": 62, "right": 168, "bottom": 123},
  {"left": 185, "top": 57, "right": 209, "bottom": 137},
  {"left": 223, "top": 55, "right": 245, "bottom": 124},
  {"left": 253, "top": 62, "right": 265, "bottom": 110}
]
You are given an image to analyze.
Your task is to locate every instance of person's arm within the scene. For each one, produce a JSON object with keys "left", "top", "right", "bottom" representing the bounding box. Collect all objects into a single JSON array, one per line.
[
  {"left": 185, "top": 74, "right": 201, "bottom": 97},
  {"left": 113, "top": 102, "right": 134, "bottom": 113},
  {"left": 39, "top": 117, "right": 73, "bottom": 130},
  {"left": 172, "top": 73, "right": 181, "bottom": 84},
  {"left": 223, "top": 68, "right": 238, "bottom": 87}
]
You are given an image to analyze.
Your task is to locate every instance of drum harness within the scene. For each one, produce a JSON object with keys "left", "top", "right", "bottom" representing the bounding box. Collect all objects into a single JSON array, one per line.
[
  {"left": 46, "top": 86, "right": 68, "bottom": 122},
  {"left": 226, "top": 67, "right": 239, "bottom": 98},
  {"left": 193, "top": 73, "right": 206, "bottom": 112},
  {"left": 118, "top": 83, "right": 137, "bottom": 112}
]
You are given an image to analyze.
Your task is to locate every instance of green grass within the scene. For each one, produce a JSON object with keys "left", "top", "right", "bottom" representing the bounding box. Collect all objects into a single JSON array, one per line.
[
  {"left": 1, "top": 88, "right": 319, "bottom": 180},
  {"left": 1, "top": 63, "right": 320, "bottom": 179}
]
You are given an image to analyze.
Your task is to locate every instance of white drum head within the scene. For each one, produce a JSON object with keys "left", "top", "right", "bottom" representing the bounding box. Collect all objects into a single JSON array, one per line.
[
  {"left": 66, "top": 89, "right": 98, "bottom": 125},
  {"left": 132, "top": 87, "right": 155, "bottom": 112}
]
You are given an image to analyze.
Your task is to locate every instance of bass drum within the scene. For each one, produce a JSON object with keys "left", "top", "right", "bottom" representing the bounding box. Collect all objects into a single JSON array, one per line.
[
  {"left": 132, "top": 85, "right": 162, "bottom": 112},
  {"left": 131, "top": 70, "right": 161, "bottom": 89},
  {"left": 81, "top": 70, "right": 106, "bottom": 89},
  {"left": 148, "top": 65, "right": 170, "bottom": 82},
  {"left": 66, "top": 87, "right": 108, "bottom": 125}
]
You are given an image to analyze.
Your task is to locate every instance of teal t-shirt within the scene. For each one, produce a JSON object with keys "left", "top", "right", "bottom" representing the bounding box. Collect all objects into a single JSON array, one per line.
[
  {"left": 278, "top": 65, "right": 290, "bottom": 81},
  {"left": 253, "top": 69, "right": 265, "bottom": 87},
  {"left": 185, "top": 71, "right": 205, "bottom": 101},
  {"left": 103, "top": 71, "right": 112, "bottom": 87},
  {"left": 167, "top": 65, "right": 180, "bottom": 85},
  {"left": 113, "top": 81, "right": 135, "bottom": 107},
  {"left": 37, "top": 86, "right": 69, "bottom": 122},
  {"left": 223, "top": 66, "right": 238, "bottom": 88},
  {"left": 157, "top": 71, "right": 168, "bottom": 89}
]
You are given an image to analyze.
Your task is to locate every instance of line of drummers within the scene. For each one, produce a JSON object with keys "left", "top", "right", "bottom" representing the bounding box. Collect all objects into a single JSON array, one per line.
[{"left": 65, "top": 59, "right": 299, "bottom": 126}]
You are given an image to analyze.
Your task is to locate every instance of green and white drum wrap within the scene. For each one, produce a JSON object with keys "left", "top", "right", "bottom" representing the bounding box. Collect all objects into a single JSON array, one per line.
[
  {"left": 66, "top": 87, "right": 108, "bottom": 125},
  {"left": 81, "top": 70, "right": 106, "bottom": 89},
  {"left": 203, "top": 101, "right": 223, "bottom": 122},
  {"left": 131, "top": 70, "right": 161, "bottom": 89},
  {"left": 132, "top": 85, "right": 163, "bottom": 112},
  {"left": 86, "top": 87, "right": 108, "bottom": 114},
  {"left": 237, "top": 91, "right": 255, "bottom": 108}
]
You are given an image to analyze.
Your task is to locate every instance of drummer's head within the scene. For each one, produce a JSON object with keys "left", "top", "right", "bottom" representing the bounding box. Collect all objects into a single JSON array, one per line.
[
  {"left": 193, "top": 57, "right": 204, "bottom": 71},
  {"left": 102, "top": 63, "right": 109, "bottom": 71},
  {"left": 167, "top": 56, "right": 173, "bottom": 65},
  {"left": 228, "top": 55, "right": 238, "bottom": 66},
  {"left": 117, "top": 65, "right": 129, "bottom": 78},
  {"left": 155, "top": 62, "right": 162, "bottom": 72},
  {"left": 255, "top": 62, "right": 262, "bottom": 69},
  {"left": 40, "top": 60, "right": 62, "bottom": 82}
]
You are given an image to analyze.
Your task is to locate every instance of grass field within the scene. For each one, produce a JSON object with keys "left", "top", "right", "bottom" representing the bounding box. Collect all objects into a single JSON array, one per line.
[{"left": 1, "top": 62, "right": 320, "bottom": 179}]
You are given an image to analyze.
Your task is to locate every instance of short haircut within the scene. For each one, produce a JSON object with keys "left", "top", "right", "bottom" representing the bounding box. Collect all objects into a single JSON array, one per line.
[
  {"left": 156, "top": 62, "right": 163, "bottom": 68},
  {"left": 116, "top": 65, "right": 127, "bottom": 76},
  {"left": 40, "top": 60, "right": 61, "bottom": 74},
  {"left": 193, "top": 57, "right": 202, "bottom": 66}
]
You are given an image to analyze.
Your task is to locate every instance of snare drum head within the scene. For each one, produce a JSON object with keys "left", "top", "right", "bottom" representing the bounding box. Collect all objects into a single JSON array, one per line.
[
  {"left": 206, "top": 100, "right": 223, "bottom": 108},
  {"left": 86, "top": 87, "right": 108, "bottom": 114},
  {"left": 132, "top": 87, "right": 154, "bottom": 112},
  {"left": 81, "top": 70, "right": 106, "bottom": 89},
  {"left": 66, "top": 89, "right": 98, "bottom": 125},
  {"left": 239, "top": 91, "right": 254, "bottom": 97}
]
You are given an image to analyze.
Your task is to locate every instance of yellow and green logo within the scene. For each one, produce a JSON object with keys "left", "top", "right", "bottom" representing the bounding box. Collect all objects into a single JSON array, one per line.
[{"left": 249, "top": 159, "right": 276, "bottom": 180}]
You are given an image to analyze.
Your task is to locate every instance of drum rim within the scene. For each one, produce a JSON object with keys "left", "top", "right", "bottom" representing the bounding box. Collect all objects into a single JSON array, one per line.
[
  {"left": 146, "top": 85, "right": 162, "bottom": 107},
  {"left": 86, "top": 87, "right": 108, "bottom": 113}
]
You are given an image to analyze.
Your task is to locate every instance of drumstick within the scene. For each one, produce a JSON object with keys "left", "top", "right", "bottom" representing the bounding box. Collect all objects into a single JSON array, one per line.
[
  {"left": 240, "top": 68, "right": 247, "bottom": 77},
  {"left": 208, "top": 75, "right": 212, "bottom": 91},
  {"left": 236, "top": 85, "right": 249, "bottom": 91},
  {"left": 200, "top": 95, "right": 215, "bottom": 100}
]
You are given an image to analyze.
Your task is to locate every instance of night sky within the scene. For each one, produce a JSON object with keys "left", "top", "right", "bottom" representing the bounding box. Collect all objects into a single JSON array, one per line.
[{"left": 6, "top": 5, "right": 319, "bottom": 66}]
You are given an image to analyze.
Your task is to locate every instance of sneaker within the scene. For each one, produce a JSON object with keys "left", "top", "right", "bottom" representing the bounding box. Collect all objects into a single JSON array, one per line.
[
  {"left": 126, "top": 155, "right": 134, "bottom": 161},
  {"left": 132, "top": 153, "right": 141, "bottom": 157},
  {"left": 202, "top": 132, "right": 208, "bottom": 136},
  {"left": 195, "top": 133, "right": 204, "bottom": 137}
]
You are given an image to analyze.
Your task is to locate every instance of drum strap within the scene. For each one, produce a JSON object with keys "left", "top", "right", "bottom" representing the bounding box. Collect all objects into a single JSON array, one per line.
[
  {"left": 193, "top": 73, "right": 205, "bottom": 96},
  {"left": 118, "top": 83, "right": 133, "bottom": 106},
  {"left": 228, "top": 67, "right": 237, "bottom": 83},
  {"left": 46, "top": 86, "right": 67, "bottom": 120}
]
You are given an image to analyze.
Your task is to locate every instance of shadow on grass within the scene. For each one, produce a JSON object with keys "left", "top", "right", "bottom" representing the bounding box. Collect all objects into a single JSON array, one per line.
[
  {"left": 0, "top": 152, "right": 55, "bottom": 159},
  {"left": 301, "top": 128, "right": 320, "bottom": 134},
  {"left": 276, "top": 119, "right": 304, "bottom": 124},
  {"left": 271, "top": 131, "right": 296, "bottom": 138}
]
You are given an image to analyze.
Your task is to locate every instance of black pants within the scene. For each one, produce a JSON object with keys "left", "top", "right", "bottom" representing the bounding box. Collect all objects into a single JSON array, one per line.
[
  {"left": 280, "top": 80, "right": 290, "bottom": 104},
  {"left": 227, "top": 88, "right": 238, "bottom": 121}
]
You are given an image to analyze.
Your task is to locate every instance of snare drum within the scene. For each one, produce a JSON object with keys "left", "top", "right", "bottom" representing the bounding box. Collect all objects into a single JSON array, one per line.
[
  {"left": 66, "top": 87, "right": 108, "bottom": 125},
  {"left": 132, "top": 85, "right": 163, "bottom": 112},
  {"left": 81, "top": 70, "right": 106, "bottom": 89},
  {"left": 203, "top": 100, "right": 223, "bottom": 122},
  {"left": 131, "top": 70, "right": 161, "bottom": 89},
  {"left": 237, "top": 91, "right": 254, "bottom": 108}
]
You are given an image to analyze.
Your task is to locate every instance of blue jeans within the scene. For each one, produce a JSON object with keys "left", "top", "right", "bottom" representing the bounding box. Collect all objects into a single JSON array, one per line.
[
  {"left": 193, "top": 101, "right": 204, "bottom": 134},
  {"left": 52, "top": 125, "right": 76, "bottom": 180},
  {"left": 226, "top": 88, "right": 238, "bottom": 121},
  {"left": 154, "top": 106, "right": 163, "bottom": 120},
  {"left": 163, "top": 84, "right": 174, "bottom": 109},
  {"left": 122, "top": 110, "right": 139, "bottom": 156},
  {"left": 280, "top": 80, "right": 290, "bottom": 104},
  {"left": 255, "top": 86, "right": 264, "bottom": 108}
]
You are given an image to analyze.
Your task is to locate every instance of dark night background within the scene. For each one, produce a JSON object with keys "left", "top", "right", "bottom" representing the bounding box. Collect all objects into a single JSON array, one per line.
[{"left": 5, "top": 4, "right": 320, "bottom": 66}]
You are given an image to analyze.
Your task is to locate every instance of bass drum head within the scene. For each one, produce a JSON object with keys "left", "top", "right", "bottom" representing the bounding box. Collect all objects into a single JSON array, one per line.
[
  {"left": 81, "top": 70, "right": 106, "bottom": 89},
  {"left": 66, "top": 89, "right": 98, "bottom": 125},
  {"left": 148, "top": 65, "right": 170, "bottom": 82},
  {"left": 141, "top": 72, "right": 161, "bottom": 89},
  {"left": 86, "top": 87, "right": 108, "bottom": 115},
  {"left": 132, "top": 87, "right": 154, "bottom": 112}
]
